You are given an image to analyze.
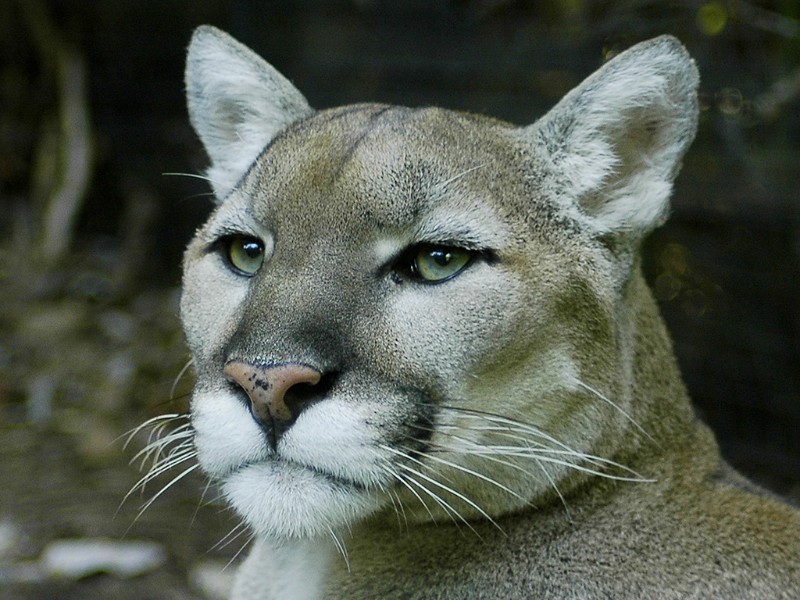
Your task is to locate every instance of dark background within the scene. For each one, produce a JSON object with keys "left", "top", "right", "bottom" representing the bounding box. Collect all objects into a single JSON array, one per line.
[{"left": 1, "top": 1, "right": 798, "bottom": 598}]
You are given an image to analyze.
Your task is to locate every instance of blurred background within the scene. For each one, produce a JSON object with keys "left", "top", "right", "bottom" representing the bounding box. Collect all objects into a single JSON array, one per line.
[{"left": 1, "top": 1, "right": 798, "bottom": 598}]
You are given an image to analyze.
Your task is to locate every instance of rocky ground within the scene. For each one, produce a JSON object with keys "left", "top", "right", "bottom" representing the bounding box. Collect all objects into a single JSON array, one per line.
[
  {"left": 0, "top": 421, "right": 238, "bottom": 600},
  {"left": 0, "top": 247, "right": 239, "bottom": 599}
]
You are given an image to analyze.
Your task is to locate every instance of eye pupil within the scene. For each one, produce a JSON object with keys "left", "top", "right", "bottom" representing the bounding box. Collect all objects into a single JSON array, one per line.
[
  {"left": 430, "top": 250, "right": 450, "bottom": 266},
  {"left": 243, "top": 241, "right": 261, "bottom": 258}
]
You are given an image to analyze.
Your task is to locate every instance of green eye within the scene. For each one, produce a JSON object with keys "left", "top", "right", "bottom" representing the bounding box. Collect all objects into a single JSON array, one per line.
[
  {"left": 224, "top": 236, "right": 264, "bottom": 276},
  {"left": 412, "top": 246, "right": 472, "bottom": 283}
]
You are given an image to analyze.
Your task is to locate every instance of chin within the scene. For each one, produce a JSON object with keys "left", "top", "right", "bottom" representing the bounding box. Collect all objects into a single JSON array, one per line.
[
  {"left": 192, "top": 389, "right": 398, "bottom": 538},
  {"left": 222, "top": 461, "right": 383, "bottom": 539}
]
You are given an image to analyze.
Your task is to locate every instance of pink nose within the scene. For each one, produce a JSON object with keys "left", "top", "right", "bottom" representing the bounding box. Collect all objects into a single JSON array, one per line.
[{"left": 223, "top": 361, "right": 322, "bottom": 431}]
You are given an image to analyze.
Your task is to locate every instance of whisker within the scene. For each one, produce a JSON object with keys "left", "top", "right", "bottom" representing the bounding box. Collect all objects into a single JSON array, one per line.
[
  {"left": 395, "top": 471, "right": 470, "bottom": 531},
  {"left": 418, "top": 422, "right": 553, "bottom": 454},
  {"left": 421, "top": 410, "right": 647, "bottom": 480},
  {"left": 133, "top": 444, "right": 197, "bottom": 484},
  {"left": 442, "top": 408, "right": 578, "bottom": 454},
  {"left": 382, "top": 467, "right": 439, "bottom": 524},
  {"left": 171, "top": 359, "right": 195, "bottom": 400},
  {"left": 120, "top": 413, "right": 186, "bottom": 449},
  {"left": 405, "top": 400, "right": 654, "bottom": 530},
  {"left": 131, "top": 424, "right": 194, "bottom": 466},
  {"left": 575, "top": 379, "right": 656, "bottom": 444},
  {"left": 126, "top": 423, "right": 194, "bottom": 484},
  {"left": 119, "top": 412, "right": 198, "bottom": 524},
  {"left": 134, "top": 463, "right": 201, "bottom": 522},
  {"left": 162, "top": 171, "right": 215, "bottom": 182},
  {"left": 445, "top": 446, "right": 544, "bottom": 485},
  {"left": 437, "top": 407, "right": 650, "bottom": 477},
  {"left": 386, "top": 488, "right": 409, "bottom": 531},
  {"left": 223, "top": 531, "right": 255, "bottom": 572},
  {"left": 432, "top": 164, "right": 487, "bottom": 191},
  {"left": 533, "top": 458, "right": 572, "bottom": 522},
  {"left": 181, "top": 191, "right": 219, "bottom": 201},
  {"left": 210, "top": 521, "right": 250, "bottom": 553},
  {"left": 382, "top": 445, "right": 503, "bottom": 535},
  {"left": 327, "top": 526, "right": 350, "bottom": 572},
  {"left": 454, "top": 447, "right": 651, "bottom": 482},
  {"left": 192, "top": 478, "right": 215, "bottom": 527},
  {"left": 382, "top": 456, "right": 471, "bottom": 528},
  {"left": 122, "top": 447, "right": 198, "bottom": 508},
  {"left": 402, "top": 441, "right": 526, "bottom": 502}
]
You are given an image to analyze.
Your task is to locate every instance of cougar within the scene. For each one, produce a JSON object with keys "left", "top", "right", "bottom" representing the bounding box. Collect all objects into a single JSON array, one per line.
[{"left": 166, "top": 25, "right": 800, "bottom": 599}]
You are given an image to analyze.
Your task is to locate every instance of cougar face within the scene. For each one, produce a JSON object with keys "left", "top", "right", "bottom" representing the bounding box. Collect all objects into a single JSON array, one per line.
[{"left": 181, "top": 101, "right": 628, "bottom": 539}]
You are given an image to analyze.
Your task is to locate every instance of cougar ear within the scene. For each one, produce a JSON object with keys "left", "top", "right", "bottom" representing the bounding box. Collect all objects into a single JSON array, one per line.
[
  {"left": 185, "top": 25, "right": 313, "bottom": 200},
  {"left": 526, "top": 35, "right": 699, "bottom": 239}
]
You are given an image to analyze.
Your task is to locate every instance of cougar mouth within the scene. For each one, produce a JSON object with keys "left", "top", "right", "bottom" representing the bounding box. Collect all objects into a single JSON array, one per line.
[{"left": 225, "top": 454, "right": 371, "bottom": 493}]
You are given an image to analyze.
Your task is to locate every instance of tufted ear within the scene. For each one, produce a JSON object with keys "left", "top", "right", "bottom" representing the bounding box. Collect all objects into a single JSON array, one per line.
[
  {"left": 525, "top": 36, "right": 699, "bottom": 239},
  {"left": 185, "top": 26, "right": 313, "bottom": 200}
]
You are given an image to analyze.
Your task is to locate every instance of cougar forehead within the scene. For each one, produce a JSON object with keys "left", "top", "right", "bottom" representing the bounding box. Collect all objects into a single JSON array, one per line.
[{"left": 237, "top": 104, "right": 530, "bottom": 243}]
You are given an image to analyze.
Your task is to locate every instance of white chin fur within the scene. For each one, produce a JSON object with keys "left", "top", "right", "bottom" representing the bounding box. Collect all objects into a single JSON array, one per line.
[
  {"left": 223, "top": 462, "right": 381, "bottom": 538},
  {"left": 192, "top": 390, "right": 390, "bottom": 538}
]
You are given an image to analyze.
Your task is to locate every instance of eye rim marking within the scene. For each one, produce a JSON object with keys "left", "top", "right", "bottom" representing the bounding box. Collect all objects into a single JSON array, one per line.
[{"left": 391, "top": 243, "right": 486, "bottom": 285}]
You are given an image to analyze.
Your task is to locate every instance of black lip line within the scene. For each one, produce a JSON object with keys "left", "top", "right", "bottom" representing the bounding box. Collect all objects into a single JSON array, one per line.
[{"left": 225, "top": 457, "right": 372, "bottom": 493}]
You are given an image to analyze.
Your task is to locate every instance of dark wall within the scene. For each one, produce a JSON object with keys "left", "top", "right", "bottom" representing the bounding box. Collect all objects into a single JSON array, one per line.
[{"left": 3, "top": 0, "right": 799, "bottom": 491}]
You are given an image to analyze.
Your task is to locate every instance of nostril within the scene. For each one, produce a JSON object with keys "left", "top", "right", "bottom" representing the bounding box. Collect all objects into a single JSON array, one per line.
[
  {"left": 282, "top": 371, "right": 339, "bottom": 417},
  {"left": 282, "top": 380, "right": 317, "bottom": 417}
]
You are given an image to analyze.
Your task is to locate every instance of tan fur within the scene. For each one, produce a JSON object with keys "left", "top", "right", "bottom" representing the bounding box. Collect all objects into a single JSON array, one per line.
[{"left": 178, "top": 26, "right": 800, "bottom": 599}]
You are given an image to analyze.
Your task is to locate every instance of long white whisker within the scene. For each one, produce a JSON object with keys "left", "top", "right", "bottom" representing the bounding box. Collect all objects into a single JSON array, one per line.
[
  {"left": 533, "top": 457, "right": 572, "bottom": 522},
  {"left": 137, "top": 423, "right": 194, "bottom": 452},
  {"left": 121, "top": 446, "right": 198, "bottom": 512},
  {"left": 131, "top": 425, "right": 194, "bottom": 465},
  {"left": 383, "top": 446, "right": 503, "bottom": 535},
  {"left": 326, "top": 526, "right": 350, "bottom": 571},
  {"left": 437, "top": 423, "right": 550, "bottom": 444},
  {"left": 412, "top": 429, "right": 546, "bottom": 488},
  {"left": 410, "top": 447, "right": 526, "bottom": 502},
  {"left": 223, "top": 531, "right": 255, "bottom": 572},
  {"left": 457, "top": 447, "right": 651, "bottom": 482},
  {"left": 439, "top": 407, "right": 651, "bottom": 479},
  {"left": 120, "top": 413, "right": 186, "bottom": 449},
  {"left": 575, "top": 379, "right": 656, "bottom": 444},
  {"left": 162, "top": 171, "right": 215, "bottom": 182},
  {"left": 397, "top": 471, "right": 471, "bottom": 532},
  {"left": 170, "top": 359, "right": 195, "bottom": 400},
  {"left": 131, "top": 445, "right": 198, "bottom": 488},
  {"left": 424, "top": 411, "right": 647, "bottom": 480},
  {"left": 210, "top": 521, "right": 250, "bottom": 553},
  {"left": 192, "top": 478, "right": 215, "bottom": 527},
  {"left": 134, "top": 463, "right": 201, "bottom": 522},
  {"left": 386, "top": 488, "right": 409, "bottom": 531},
  {"left": 382, "top": 467, "right": 438, "bottom": 524},
  {"left": 446, "top": 409, "right": 580, "bottom": 455},
  {"left": 415, "top": 423, "right": 552, "bottom": 453}
]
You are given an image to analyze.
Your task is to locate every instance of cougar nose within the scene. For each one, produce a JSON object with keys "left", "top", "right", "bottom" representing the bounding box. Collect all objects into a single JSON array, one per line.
[{"left": 223, "top": 361, "right": 322, "bottom": 442}]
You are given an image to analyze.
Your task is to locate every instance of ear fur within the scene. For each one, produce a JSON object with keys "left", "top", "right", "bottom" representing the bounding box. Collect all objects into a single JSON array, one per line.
[
  {"left": 185, "top": 26, "right": 313, "bottom": 200},
  {"left": 526, "top": 36, "right": 699, "bottom": 238}
]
